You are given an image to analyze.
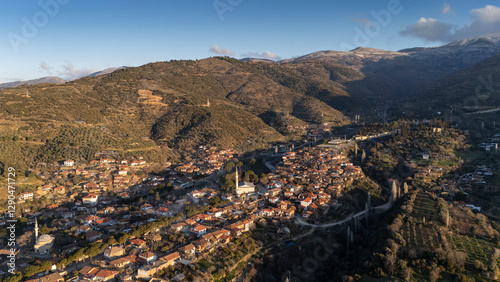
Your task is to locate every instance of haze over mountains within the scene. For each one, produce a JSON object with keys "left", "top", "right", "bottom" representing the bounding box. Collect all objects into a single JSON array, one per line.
[
  {"left": 1, "top": 34, "right": 500, "bottom": 168},
  {"left": 3, "top": 33, "right": 500, "bottom": 97},
  {"left": 0, "top": 67, "right": 128, "bottom": 89},
  {"left": 0, "top": 76, "right": 67, "bottom": 89},
  {"left": 287, "top": 33, "right": 500, "bottom": 97}
]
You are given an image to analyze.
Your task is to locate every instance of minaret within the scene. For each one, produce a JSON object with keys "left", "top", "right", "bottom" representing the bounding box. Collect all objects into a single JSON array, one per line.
[
  {"left": 35, "top": 218, "right": 39, "bottom": 241},
  {"left": 235, "top": 166, "right": 239, "bottom": 191},
  {"left": 206, "top": 98, "right": 210, "bottom": 107}
]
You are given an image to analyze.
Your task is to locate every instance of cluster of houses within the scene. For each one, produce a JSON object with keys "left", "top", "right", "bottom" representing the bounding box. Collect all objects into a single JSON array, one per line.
[
  {"left": 280, "top": 121, "right": 333, "bottom": 136},
  {"left": 480, "top": 133, "right": 499, "bottom": 152},
  {"left": 75, "top": 246, "right": 180, "bottom": 280},
  {"left": 414, "top": 166, "right": 444, "bottom": 182},
  {"left": 3, "top": 145, "right": 369, "bottom": 281},
  {"left": 37, "top": 156, "right": 147, "bottom": 181},
  {"left": 165, "top": 148, "right": 235, "bottom": 181},
  {"left": 77, "top": 201, "right": 259, "bottom": 278},
  {"left": 257, "top": 147, "right": 363, "bottom": 218},
  {"left": 0, "top": 193, "right": 263, "bottom": 281},
  {"left": 18, "top": 156, "right": 149, "bottom": 207},
  {"left": 461, "top": 167, "right": 495, "bottom": 188}
]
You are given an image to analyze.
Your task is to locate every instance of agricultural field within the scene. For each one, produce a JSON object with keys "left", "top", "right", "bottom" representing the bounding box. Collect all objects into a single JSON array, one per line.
[
  {"left": 198, "top": 259, "right": 213, "bottom": 271},
  {"left": 437, "top": 159, "right": 458, "bottom": 167},
  {"left": 397, "top": 191, "right": 449, "bottom": 251},
  {"left": 410, "top": 192, "right": 441, "bottom": 224},
  {"left": 39, "top": 125, "right": 158, "bottom": 163},
  {"left": 401, "top": 223, "right": 445, "bottom": 250},
  {"left": 0, "top": 123, "right": 162, "bottom": 172},
  {"left": 45, "top": 126, "right": 156, "bottom": 151},
  {"left": 446, "top": 233, "right": 495, "bottom": 265}
]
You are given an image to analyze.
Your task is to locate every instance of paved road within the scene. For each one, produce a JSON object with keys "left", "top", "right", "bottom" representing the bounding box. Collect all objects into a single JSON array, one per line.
[
  {"left": 295, "top": 211, "right": 363, "bottom": 228},
  {"left": 294, "top": 201, "right": 392, "bottom": 228},
  {"left": 456, "top": 173, "right": 469, "bottom": 189},
  {"left": 465, "top": 108, "right": 500, "bottom": 115}
]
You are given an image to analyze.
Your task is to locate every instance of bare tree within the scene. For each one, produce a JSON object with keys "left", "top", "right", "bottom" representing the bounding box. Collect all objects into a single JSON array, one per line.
[
  {"left": 455, "top": 251, "right": 467, "bottom": 271},
  {"left": 384, "top": 251, "right": 397, "bottom": 275}
]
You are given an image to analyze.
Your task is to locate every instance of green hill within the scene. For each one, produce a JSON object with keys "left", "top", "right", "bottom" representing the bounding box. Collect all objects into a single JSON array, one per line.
[
  {"left": 6, "top": 52, "right": 497, "bottom": 170},
  {"left": 0, "top": 57, "right": 359, "bottom": 169}
]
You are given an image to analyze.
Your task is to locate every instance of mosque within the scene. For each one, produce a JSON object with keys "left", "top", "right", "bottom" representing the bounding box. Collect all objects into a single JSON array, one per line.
[
  {"left": 34, "top": 218, "right": 55, "bottom": 255},
  {"left": 235, "top": 167, "right": 256, "bottom": 195}
]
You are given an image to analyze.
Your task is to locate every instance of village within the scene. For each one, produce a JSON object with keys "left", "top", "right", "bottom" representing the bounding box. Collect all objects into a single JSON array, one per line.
[
  {"left": 1, "top": 120, "right": 499, "bottom": 282},
  {"left": 0, "top": 136, "right": 369, "bottom": 282}
]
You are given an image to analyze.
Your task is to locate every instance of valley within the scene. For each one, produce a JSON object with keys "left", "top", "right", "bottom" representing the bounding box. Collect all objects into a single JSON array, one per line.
[{"left": 1, "top": 33, "right": 500, "bottom": 282}]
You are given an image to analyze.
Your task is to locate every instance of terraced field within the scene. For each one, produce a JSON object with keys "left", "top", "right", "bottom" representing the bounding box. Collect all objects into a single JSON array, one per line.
[
  {"left": 396, "top": 191, "right": 446, "bottom": 251},
  {"left": 446, "top": 233, "right": 495, "bottom": 265},
  {"left": 401, "top": 223, "right": 444, "bottom": 250},
  {"left": 411, "top": 192, "right": 441, "bottom": 224},
  {"left": 402, "top": 191, "right": 498, "bottom": 270}
]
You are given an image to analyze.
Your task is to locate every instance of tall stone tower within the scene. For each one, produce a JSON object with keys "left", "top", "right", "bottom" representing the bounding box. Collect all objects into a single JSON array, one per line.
[
  {"left": 35, "top": 218, "right": 39, "bottom": 241},
  {"left": 235, "top": 166, "right": 239, "bottom": 191}
]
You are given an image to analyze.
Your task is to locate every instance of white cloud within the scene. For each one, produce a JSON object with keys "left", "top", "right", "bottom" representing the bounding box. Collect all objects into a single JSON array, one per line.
[
  {"left": 400, "top": 17, "right": 453, "bottom": 42},
  {"left": 40, "top": 61, "right": 51, "bottom": 71},
  {"left": 400, "top": 5, "right": 500, "bottom": 42},
  {"left": 471, "top": 5, "right": 500, "bottom": 24},
  {"left": 442, "top": 3, "right": 451, "bottom": 14},
  {"left": 57, "top": 61, "right": 98, "bottom": 80},
  {"left": 209, "top": 44, "right": 235, "bottom": 56},
  {"left": 241, "top": 51, "right": 281, "bottom": 61}
]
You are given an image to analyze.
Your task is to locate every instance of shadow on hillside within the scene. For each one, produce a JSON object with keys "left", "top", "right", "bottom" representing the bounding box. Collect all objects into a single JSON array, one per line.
[{"left": 332, "top": 49, "right": 500, "bottom": 120}]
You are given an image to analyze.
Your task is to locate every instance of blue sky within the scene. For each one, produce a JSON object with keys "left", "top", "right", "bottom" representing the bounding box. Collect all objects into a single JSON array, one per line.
[{"left": 1, "top": 0, "right": 499, "bottom": 82}]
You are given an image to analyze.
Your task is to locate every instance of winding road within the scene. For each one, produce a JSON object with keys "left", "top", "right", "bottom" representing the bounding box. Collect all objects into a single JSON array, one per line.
[{"left": 294, "top": 201, "right": 392, "bottom": 228}]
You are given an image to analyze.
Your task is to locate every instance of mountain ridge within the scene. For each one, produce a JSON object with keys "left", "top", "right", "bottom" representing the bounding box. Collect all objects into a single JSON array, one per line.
[
  {"left": 0, "top": 76, "right": 66, "bottom": 88},
  {"left": 1, "top": 34, "right": 500, "bottom": 169},
  {"left": 0, "top": 67, "right": 129, "bottom": 89},
  {"left": 88, "top": 66, "right": 128, "bottom": 77}
]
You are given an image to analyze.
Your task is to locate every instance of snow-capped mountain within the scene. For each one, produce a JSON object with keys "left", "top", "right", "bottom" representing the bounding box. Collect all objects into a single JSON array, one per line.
[
  {"left": 282, "top": 33, "right": 500, "bottom": 95},
  {"left": 0, "top": 67, "right": 129, "bottom": 89},
  {"left": 0, "top": 76, "right": 66, "bottom": 88},
  {"left": 87, "top": 66, "right": 128, "bottom": 77}
]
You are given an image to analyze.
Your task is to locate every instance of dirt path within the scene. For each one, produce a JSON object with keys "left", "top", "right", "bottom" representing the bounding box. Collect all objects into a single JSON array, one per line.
[{"left": 124, "top": 146, "right": 159, "bottom": 152}]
